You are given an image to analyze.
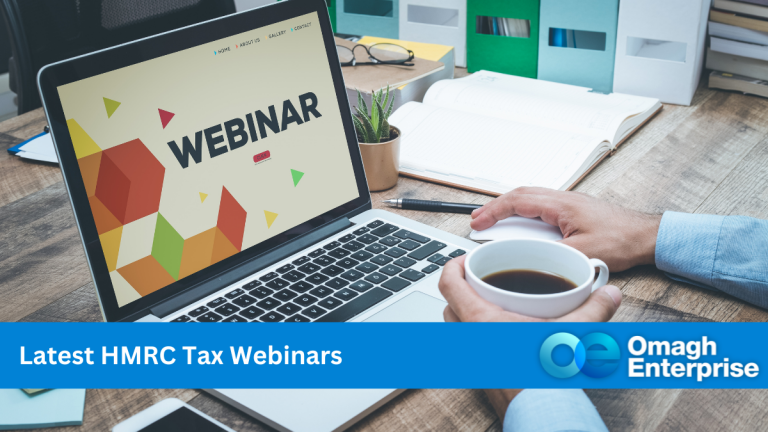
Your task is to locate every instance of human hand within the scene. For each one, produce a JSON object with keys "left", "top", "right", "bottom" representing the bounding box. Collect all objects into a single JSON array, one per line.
[
  {"left": 439, "top": 255, "right": 622, "bottom": 420},
  {"left": 470, "top": 187, "right": 661, "bottom": 272},
  {"left": 438, "top": 256, "right": 622, "bottom": 323}
]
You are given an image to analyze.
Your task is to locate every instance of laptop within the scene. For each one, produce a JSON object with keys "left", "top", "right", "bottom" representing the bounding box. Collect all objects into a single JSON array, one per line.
[{"left": 38, "top": 0, "right": 477, "bottom": 430}]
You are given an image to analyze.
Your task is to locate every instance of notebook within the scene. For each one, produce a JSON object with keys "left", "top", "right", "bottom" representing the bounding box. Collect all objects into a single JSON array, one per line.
[
  {"left": 707, "top": 48, "right": 768, "bottom": 81},
  {"left": 711, "top": 36, "right": 768, "bottom": 61},
  {"left": 0, "top": 389, "right": 86, "bottom": 430},
  {"left": 7, "top": 132, "right": 58, "bottom": 163},
  {"left": 711, "top": 9, "right": 768, "bottom": 33},
  {"left": 709, "top": 21, "right": 768, "bottom": 46},
  {"left": 709, "top": 70, "right": 768, "bottom": 98},
  {"left": 389, "top": 71, "right": 662, "bottom": 196},
  {"left": 713, "top": 0, "right": 768, "bottom": 18},
  {"left": 20, "top": 389, "right": 50, "bottom": 396}
]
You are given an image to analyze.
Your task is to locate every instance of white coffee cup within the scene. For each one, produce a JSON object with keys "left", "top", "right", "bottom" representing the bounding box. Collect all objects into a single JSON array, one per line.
[{"left": 464, "top": 239, "right": 609, "bottom": 319}]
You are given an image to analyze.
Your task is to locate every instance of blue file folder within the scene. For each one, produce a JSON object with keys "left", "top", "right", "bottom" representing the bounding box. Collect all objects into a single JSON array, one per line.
[
  {"left": 537, "top": 0, "right": 619, "bottom": 93},
  {"left": 336, "top": 0, "right": 399, "bottom": 39}
]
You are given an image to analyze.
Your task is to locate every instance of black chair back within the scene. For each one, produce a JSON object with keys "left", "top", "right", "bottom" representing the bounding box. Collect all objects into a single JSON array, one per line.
[{"left": 1, "top": 0, "right": 235, "bottom": 114}]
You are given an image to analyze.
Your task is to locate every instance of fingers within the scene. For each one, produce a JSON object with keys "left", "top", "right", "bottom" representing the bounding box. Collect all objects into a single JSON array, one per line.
[
  {"left": 555, "top": 285, "right": 622, "bottom": 322},
  {"left": 470, "top": 192, "right": 564, "bottom": 231},
  {"left": 437, "top": 256, "right": 503, "bottom": 322},
  {"left": 439, "top": 258, "right": 621, "bottom": 323},
  {"left": 472, "top": 187, "right": 558, "bottom": 219},
  {"left": 443, "top": 305, "right": 461, "bottom": 322}
]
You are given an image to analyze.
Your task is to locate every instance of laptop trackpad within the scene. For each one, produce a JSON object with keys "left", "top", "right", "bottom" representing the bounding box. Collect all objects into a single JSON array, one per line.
[{"left": 363, "top": 292, "right": 446, "bottom": 322}]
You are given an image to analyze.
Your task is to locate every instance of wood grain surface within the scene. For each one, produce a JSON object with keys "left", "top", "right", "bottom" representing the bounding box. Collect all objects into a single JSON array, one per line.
[{"left": 2, "top": 75, "right": 768, "bottom": 431}]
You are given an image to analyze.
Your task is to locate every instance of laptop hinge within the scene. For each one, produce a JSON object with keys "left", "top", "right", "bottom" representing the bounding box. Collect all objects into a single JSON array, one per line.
[{"left": 149, "top": 217, "right": 354, "bottom": 318}]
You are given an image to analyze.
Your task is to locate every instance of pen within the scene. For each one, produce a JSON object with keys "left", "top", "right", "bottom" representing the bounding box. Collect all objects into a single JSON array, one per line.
[{"left": 382, "top": 198, "right": 482, "bottom": 215}]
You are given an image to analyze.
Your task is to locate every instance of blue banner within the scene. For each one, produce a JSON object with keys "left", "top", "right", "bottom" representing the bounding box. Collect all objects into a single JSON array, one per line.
[{"left": 0, "top": 323, "right": 765, "bottom": 389}]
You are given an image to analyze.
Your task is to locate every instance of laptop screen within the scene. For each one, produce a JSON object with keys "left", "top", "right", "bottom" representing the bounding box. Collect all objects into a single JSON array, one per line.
[{"left": 55, "top": 12, "right": 359, "bottom": 308}]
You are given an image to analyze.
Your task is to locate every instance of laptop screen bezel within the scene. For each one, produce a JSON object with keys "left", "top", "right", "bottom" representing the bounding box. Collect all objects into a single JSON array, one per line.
[{"left": 37, "top": 0, "right": 372, "bottom": 322}]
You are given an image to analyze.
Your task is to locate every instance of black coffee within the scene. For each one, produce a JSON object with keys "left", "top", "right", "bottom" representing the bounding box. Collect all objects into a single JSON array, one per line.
[{"left": 482, "top": 269, "right": 577, "bottom": 295}]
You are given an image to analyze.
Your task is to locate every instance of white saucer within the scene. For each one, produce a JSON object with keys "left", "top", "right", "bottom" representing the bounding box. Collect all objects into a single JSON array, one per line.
[{"left": 469, "top": 216, "right": 564, "bottom": 242}]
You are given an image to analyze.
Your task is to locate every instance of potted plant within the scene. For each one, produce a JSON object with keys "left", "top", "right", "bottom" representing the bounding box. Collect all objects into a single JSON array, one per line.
[{"left": 353, "top": 86, "right": 400, "bottom": 191}]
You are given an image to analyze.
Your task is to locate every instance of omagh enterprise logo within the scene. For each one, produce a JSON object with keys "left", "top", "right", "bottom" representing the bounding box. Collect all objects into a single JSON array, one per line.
[{"left": 540, "top": 332, "right": 620, "bottom": 378}]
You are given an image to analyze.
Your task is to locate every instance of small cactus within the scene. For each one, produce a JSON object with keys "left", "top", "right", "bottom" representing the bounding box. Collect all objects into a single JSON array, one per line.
[{"left": 352, "top": 86, "right": 395, "bottom": 143}]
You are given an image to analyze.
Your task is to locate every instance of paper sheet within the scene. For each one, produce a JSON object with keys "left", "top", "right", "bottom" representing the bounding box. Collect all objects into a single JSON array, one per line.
[{"left": 12, "top": 133, "right": 58, "bottom": 163}]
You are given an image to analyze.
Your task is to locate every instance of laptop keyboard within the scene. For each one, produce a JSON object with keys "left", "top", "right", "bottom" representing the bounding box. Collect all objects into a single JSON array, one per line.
[{"left": 168, "top": 219, "right": 466, "bottom": 323}]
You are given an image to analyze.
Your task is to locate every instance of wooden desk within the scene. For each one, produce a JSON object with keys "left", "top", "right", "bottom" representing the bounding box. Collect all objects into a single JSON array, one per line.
[{"left": 2, "top": 79, "right": 768, "bottom": 431}]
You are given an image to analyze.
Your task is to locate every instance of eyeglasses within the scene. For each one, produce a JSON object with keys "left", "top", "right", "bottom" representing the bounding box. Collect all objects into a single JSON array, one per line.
[{"left": 337, "top": 43, "right": 415, "bottom": 67}]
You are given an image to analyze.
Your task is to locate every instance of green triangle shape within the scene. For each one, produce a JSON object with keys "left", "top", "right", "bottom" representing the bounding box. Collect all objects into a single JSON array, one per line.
[
  {"left": 103, "top": 97, "right": 121, "bottom": 118},
  {"left": 291, "top": 169, "right": 304, "bottom": 187},
  {"left": 151, "top": 213, "right": 184, "bottom": 280}
]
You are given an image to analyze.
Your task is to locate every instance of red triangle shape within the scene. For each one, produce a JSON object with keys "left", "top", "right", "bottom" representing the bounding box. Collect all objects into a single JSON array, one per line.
[{"left": 158, "top": 109, "right": 175, "bottom": 129}]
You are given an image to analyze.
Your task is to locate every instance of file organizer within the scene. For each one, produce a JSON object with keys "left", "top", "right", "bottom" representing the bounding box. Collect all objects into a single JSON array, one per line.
[
  {"left": 466, "top": 0, "right": 540, "bottom": 78},
  {"left": 336, "top": 0, "right": 399, "bottom": 39},
  {"left": 399, "top": 0, "right": 466, "bottom": 67},
  {"left": 537, "top": 0, "right": 619, "bottom": 94},
  {"left": 613, "top": 0, "right": 712, "bottom": 105},
  {"left": 328, "top": 0, "right": 336, "bottom": 32},
  {"left": 236, "top": 0, "right": 334, "bottom": 29},
  {"left": 266, "top": 0, "right": 335, "bottom": 31}
]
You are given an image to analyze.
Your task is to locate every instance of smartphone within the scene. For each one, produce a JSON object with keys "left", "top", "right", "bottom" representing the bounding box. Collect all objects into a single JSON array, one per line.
[{"left": 112, "top": 398, "right": 236, "bottom": 432}]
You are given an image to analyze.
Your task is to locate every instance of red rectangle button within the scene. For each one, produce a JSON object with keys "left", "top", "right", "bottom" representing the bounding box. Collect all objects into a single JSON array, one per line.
[{"left": 254, "top": 150, "right": 270, "bottom": 163}]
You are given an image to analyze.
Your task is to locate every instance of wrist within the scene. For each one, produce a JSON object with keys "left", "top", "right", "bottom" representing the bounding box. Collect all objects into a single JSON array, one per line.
[
  {"left": 633, "top": 213, "right": 661, "bottom": 267},
  {"left": 484, "top": 389, "right": 523, "bottom": 422}
]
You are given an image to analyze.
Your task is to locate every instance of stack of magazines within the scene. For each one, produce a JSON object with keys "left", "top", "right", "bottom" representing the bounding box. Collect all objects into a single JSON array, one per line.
[{"left": 707, "top": 0, "right": 768, "bottom": 98}]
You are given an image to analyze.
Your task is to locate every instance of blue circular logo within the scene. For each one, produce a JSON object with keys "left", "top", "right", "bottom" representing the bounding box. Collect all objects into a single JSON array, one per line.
[{"left": 540, "top": 332, "right": 620, "bottom": 378}]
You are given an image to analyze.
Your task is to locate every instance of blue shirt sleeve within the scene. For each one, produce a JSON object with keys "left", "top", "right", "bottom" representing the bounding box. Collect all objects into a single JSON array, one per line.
[
  {"left": 655, "top": 211, "right": 768, "bottom": 308},
  {"left": 503, "top": 389, "right": 608, "bottom": 432}
]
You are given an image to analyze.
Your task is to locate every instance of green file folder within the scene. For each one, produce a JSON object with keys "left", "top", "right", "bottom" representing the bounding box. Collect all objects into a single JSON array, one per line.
[
  {"left": 466, "top": 0, "right": 540, "bottom": 78},
  {"left": 328, "top": 0, "right": 336, "bottom": 32}
]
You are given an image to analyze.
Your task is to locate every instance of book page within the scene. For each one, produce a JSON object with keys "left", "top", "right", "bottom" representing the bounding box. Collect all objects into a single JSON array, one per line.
[
  {"left": 422, "top": 71, "right": 658, "bottom": 144},
  {"left": 390, "top": 102, "right": 610, "bottom": 192}
]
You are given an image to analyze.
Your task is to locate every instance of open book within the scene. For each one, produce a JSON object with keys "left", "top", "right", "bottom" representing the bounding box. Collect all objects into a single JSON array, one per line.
[{"left": 389, "top": 71, "right": 662, "bottom": 195}]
